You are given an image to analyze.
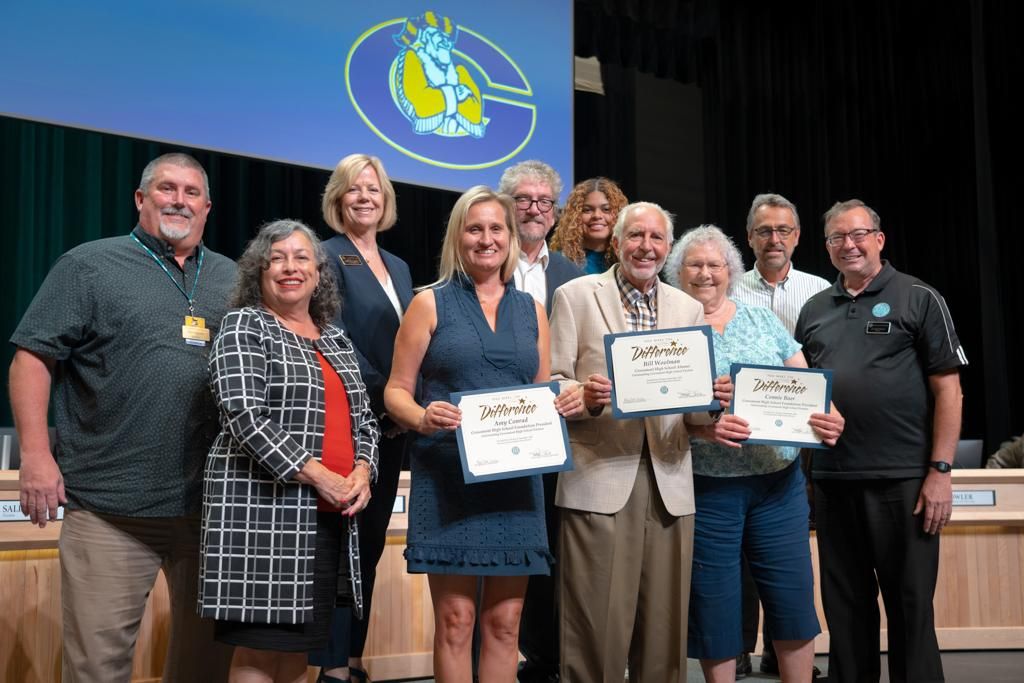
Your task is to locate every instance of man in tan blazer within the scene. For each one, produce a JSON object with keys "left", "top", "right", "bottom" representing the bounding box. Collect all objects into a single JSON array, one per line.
[{"left": 549, "top": 202, "right": 729, "bottom": 683}]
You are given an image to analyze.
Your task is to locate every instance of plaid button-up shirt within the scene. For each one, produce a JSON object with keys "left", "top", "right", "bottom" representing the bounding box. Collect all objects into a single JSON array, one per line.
[{"left": 615, "top": 265, "right": 658, "bottom": 331}]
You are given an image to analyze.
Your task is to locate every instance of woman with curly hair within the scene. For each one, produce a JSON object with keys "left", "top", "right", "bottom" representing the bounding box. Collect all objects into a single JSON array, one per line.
[
  {"left": 549, "top": 177, "right": 628, "bottom": 274},
  {"left": 200, "top": 220, "right": 379, "bottom": 683}
]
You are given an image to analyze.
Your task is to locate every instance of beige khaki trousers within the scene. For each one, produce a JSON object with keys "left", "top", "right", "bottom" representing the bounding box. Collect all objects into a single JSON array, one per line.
[
  {"left": 58, "top": 510, "right": 232, "bottom": 683},
  {"left": 559, "top": 454, "right": 694, "bottom": 683}
]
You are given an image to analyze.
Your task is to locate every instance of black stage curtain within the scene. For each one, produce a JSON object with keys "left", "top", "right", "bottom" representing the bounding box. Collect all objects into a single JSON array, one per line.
[{"left": 576, "top": 0, "right": 1023, "bottom": 451}]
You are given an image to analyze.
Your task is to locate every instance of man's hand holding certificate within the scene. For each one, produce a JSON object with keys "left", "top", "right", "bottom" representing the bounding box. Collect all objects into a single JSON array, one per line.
[
  {"left": 452, "top": 382, "right": 573, "bottom": 484},
  {"left": 604, "top": 326, "right": 720, "bottom": 419}
]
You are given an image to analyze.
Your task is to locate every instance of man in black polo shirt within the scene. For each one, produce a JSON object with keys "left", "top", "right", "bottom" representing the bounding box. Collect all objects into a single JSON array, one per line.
[
  {"left": 10, "top": 153, "right": 236, "bottom": 682},
  {"left": 795, "top": 199, "right": 966, "bottom": 683}
]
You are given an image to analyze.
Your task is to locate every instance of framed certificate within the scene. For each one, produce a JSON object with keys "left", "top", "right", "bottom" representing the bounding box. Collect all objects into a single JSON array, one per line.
[
  {"left": 729, "top": 364, "right": 833, "bottom": 449},
  {"left": 604, "top": 326, "right": 720, "bottom": 419},
  {"left": 451, "top": 382, "right": 573, "bottom": 484}
]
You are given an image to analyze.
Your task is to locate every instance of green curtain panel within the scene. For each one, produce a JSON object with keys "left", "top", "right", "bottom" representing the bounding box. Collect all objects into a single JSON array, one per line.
[{"left": 0, "top": 116, "right": 456, "bottom": 427}]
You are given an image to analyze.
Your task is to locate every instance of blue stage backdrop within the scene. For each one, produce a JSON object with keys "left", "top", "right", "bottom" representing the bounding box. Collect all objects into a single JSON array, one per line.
[{"left": 0, "top": 1, "right": 573, "bottom": 197}]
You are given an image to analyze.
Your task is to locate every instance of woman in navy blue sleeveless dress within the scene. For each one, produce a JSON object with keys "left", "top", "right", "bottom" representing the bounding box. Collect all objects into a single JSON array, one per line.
[
  {"left": 385, "top": 186, "right": 580, "bottom": 682},
  {"left": 403, "top": 271, "right": 552, "bottom": 576}
]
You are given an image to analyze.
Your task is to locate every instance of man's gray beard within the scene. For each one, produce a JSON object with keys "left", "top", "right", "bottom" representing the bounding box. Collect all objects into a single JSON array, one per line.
[
  {"left": 159, "top": 221, "right": 190, "bottom": 241},
  {"left": 518, "top": 225, "right": 548, "bottom": 244}
]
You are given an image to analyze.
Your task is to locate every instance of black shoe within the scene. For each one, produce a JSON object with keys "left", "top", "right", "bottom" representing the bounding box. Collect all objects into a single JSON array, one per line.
[
  {"left": 757, "top": 653, "right": 822, "bottom": 679},
  {"left": 736, "top": 653, "right": 752, "bottom": 679},
  {"left": 518, "top": 661, "right": 559, "bottom": 683},
  {"left": 316, "top": 670, "right": 350, "bottom": 683},
  {"left": 518, "top": 673, "right": 558, "bottom": 682}
]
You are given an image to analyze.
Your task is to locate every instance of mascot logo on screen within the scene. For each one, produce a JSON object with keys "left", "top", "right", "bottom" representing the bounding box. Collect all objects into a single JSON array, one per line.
[
  {"left": 346, "top": 11, "right": 536, "bottom": 170},
  {"left": 392, "top": 12, "right": 484, "bottom": 139}
]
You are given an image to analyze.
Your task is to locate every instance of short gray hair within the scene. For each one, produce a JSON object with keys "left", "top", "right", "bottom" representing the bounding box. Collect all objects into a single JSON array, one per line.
[
  {"left": 611, "top": 201, "right": 675, "bottom": 246},
  {"left": 823, "top": 198, "right": 881, "bottom": 234},
  {"left": 497, "top": 160, "right": 563, "bottom": 200},
  {"left": 232, "top": 219, "right": 340, "bottom": 327},
  {"left": 664, "top": 224, "right": 745, "bottom": 295},
  {"left": 746, "top": 193, "right": 800, "bottom": 234},
  {"left": 138, "top": 153, "right": 210, "bottom": 199}
]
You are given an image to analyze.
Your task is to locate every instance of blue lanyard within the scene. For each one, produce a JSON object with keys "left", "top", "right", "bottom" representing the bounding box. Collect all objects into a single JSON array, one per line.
[{"left": 131, "top": 232, "right": 205, "bottom": 315}]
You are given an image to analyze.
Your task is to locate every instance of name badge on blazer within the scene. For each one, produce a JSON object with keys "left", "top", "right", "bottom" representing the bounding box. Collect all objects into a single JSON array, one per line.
[
  {"left": 865, "top": 321, "right": 891, "bottom": 335},
  {"left": 340, "top": 254, "right": 363, "bottom": 266}
]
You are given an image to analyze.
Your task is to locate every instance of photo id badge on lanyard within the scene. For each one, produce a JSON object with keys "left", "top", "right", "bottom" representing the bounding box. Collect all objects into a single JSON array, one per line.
[
  {"left": 182, "top": 316, "right": 211, "bottom": 345},
  {"left": 131, "top": 233, "right": 207, "bottom": 345}
]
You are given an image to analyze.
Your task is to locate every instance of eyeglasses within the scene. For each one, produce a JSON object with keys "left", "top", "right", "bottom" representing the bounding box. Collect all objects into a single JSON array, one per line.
[
  {"left": 825, "top": 228, "right": 880, "bottom": 247},
  {"left": 753, "top": 226, "right": 796, "bottom": 239},
  {"left": 513, "top": 196, "right": 555, "bottom": 213},
  {"left": 683, "top": 261, "right": 727, "bottom": 273}
]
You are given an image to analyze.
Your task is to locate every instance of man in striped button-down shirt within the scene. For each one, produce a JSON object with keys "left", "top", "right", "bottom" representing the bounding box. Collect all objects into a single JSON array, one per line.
[
  {"left": 731, "top": 193, "right": 829, "bottom": 678},
  {"left": 733, "top": 193, "right": 830, "bottom": 335}
]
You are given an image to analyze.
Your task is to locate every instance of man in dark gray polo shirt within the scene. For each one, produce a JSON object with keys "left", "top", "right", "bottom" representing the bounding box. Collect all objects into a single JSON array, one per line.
[
  {"left": 10, "top": 153, "right": 236, "bottom": 682},
  {"left": 795, "top": 199, "right": 966, "bottom": 683}
]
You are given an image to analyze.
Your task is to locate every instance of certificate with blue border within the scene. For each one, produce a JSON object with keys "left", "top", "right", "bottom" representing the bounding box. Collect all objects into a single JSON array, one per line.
[
  {"left": 451, "top": 382, "right": 573, "bottom": 484},
  {"left": 604, "top": 326, "right": 720, "bottom": 419},
  {"left": 729, "top": 364, "right": 833, "bottom": 449}
]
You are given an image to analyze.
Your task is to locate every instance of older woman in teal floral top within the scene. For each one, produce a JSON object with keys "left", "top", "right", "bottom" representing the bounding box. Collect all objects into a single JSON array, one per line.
[{"left": 665, "top": 225, "right": 844, "bottom": 683}]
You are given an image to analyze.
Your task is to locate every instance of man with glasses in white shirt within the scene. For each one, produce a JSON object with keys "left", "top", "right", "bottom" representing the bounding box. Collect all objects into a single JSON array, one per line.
[
  {"left": 732, "top": 193, "right": 830, "bottom": 678},
  {"left": 499, "top": 160, "right": 583, "bottom": 314},
  {"left": 733, "top": 193, "right": 830, "bottom": 334},
  {"left": 498, "top": 160, "right": 582, "bottom": 682}
]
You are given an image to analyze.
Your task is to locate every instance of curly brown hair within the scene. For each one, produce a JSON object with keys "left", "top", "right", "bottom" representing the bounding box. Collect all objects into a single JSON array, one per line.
[
  {"left": 549, "top": 177, "right": 628, "bottom": 268},
  {"left": 232, "top": 219, "right": 341, "bottom": 328}
]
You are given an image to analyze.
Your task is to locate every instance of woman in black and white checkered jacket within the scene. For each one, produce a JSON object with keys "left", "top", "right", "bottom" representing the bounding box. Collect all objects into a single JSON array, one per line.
[{"left": 199, "top": 219, "right": 379, "bottom": 682}]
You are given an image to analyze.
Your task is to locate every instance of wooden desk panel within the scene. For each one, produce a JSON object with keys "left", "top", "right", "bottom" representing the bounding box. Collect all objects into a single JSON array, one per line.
[
  {"left": 0, "top": 470, "right": 434, "bottom": 682},
  {"left": 798, "top": 470, "right": 1024, "bottom": 653},
  {"left": 361, "top": 473, "right": 435, "bottom": 680},
  {"left": 3, "top": 471, "right": 1023, "bottom": 679},
  {"left": 800, "top": 524, "right": 1024, "bottom": 654}
]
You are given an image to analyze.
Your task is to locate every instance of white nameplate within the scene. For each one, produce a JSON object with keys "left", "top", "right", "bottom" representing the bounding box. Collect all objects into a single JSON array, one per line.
[
  {"left": 952, "top": 490, "right": 996, "bottom": 507},
  {"left": 0, "top": 501, "right": 65, "bottom": 522}
]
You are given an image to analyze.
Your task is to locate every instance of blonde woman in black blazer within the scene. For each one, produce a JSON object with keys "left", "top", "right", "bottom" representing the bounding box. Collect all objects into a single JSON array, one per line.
[
  {"left": 199, "top": 220, "right": 379, "bottom": 683},
  {"left": 313, "top": 154, "right": 413, "bottom": 683}
]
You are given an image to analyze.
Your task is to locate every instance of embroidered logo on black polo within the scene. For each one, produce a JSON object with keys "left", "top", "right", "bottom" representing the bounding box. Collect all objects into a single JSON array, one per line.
[{"left": 871, "top": 302, "right": 891, "bottom": 317}]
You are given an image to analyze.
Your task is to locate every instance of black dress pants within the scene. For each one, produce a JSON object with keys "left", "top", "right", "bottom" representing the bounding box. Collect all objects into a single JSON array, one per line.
[
  {"left": 518, "top": 471, "right": 560, "bottom": 680},
  {"left": 310, "top": 433, "right": 407, "bottom": 668},
  {"left": 814, "top": 478, "right": 944, "bottom": 683}
]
